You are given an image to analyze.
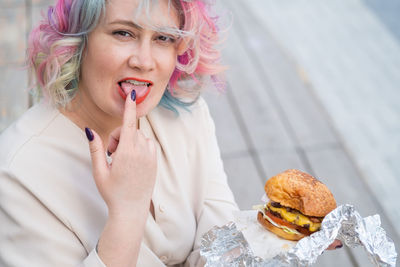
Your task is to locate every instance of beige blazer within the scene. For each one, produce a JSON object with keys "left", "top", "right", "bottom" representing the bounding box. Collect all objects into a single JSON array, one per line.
[{"left": 0, "top": 97, "right": 238, "bottom": 267}]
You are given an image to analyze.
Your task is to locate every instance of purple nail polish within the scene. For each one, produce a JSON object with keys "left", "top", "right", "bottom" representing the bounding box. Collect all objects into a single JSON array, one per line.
[
  {"left": 335, "top": 244, "right": 343, "bottom": 249},
  {"left": 131, "top": 90, "right": 136, "bottom": 101},
  {"left": 85, "top": 127, "right": 94, "bottom": 141},
  {"left": 107, "top": 150, "right": 112, "bottom": 156}
]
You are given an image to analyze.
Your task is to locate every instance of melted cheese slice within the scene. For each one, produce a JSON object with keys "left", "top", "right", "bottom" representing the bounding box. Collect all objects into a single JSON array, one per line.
[{"left": 268, "top": 203, "right": 321, "bottom": 232}]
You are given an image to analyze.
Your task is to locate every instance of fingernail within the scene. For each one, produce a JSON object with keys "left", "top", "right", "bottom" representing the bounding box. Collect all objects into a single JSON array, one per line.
[
  {"left": 85, "top": 127, "right": 94, "bottom": 141},
  {"left": 107, "top": 150, "right": 112, "bottom": 157},
  {"left": 335, "top": 244, "right": 343, "bottom": 249},
  {"left": 131, "top": 90, "right": 136, "bottom": 101}
]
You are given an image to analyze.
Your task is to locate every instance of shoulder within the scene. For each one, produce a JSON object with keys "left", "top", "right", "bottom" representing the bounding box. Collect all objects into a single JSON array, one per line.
[
  {"left": 147, "top": 97, "right": 216, "bottom": 151},
  {"left": 0, "top": 103, "right": 56, "bottom": 168},
  {"left": 0, "top": 103, "right": 98, "bottom": 228},
  {"left": 0, "top": 102, "right": 86, "bottom": 171},
  {"left": 147, "top": 96, "right": 217, "bottom": 163},
  {"left": 150, "top": 96, "right": 213, "bottom": 133},
  {"left": 187, "top": 96, "right": 212, "bottom": 123}
]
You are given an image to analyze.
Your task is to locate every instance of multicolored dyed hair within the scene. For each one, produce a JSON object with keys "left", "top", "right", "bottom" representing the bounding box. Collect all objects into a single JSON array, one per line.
[{"left": 27, "top": 0, "right": 226, "bottom": 113}]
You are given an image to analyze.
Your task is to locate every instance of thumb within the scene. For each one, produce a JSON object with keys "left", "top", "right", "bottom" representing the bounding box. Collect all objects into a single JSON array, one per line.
[
  {"left": 85, "top": 127, "right": 109, "bottom": 188},
  {"left": 327, "top": 239, "right": 343, "bottom": 250}
]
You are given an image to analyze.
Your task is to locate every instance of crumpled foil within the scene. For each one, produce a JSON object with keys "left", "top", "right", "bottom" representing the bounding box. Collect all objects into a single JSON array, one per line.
[{"left": 200, "top": 205, "right": 397, "bottom": 266}]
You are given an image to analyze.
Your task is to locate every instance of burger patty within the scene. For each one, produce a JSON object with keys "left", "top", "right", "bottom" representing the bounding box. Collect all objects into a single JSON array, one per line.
[
  {"left": 267, "top": 202, "right": 322, "bottom": 232},
  {"left": 268, "top": 209, "right": 283, "bottom": 219}
]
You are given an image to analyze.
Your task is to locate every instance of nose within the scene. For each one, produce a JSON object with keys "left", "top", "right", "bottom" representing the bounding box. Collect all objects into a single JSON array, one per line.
[{"left": 128, "top": 41, "right": 155, "bottom": 72}]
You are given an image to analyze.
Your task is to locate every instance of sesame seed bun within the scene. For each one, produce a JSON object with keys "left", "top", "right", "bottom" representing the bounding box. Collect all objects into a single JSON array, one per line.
[{"left": 265, "top": 169, "right": 336, "bottom": 217}]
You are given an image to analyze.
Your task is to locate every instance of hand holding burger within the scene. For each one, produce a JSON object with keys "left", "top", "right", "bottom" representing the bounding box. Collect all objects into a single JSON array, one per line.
[{"left": 257, "top": 169, "right": 337, "bottom": 241}]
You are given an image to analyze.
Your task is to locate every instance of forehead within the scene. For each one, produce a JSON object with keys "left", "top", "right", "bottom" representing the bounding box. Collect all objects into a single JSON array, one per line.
[{"left": 104, "top": 0, "right": 180, "bottom": 30}]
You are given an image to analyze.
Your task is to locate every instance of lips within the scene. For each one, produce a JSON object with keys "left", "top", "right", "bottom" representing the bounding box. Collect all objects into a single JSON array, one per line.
[{"left": 117, "top": 77, "right": 153, "bottom": 104}]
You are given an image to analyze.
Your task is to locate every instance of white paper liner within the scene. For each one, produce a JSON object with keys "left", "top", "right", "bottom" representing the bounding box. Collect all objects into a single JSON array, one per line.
[{"left": 233, "top": 210, "right": 296, "bottom": 260}]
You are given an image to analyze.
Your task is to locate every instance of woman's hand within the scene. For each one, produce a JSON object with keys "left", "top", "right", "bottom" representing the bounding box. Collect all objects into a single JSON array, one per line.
[
  {"left": 84, "top": 90, "right": 157, "bottom": 266},
  {"left": 86, "top": 90, "right": 157, "bottom": 216},
  {"left": 327, "top": 239, "right": 343, "bottom": 250}
]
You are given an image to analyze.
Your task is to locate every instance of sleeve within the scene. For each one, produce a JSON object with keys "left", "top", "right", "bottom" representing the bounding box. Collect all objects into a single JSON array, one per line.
[
  {"left": 0, "top": 169, "right": 106, "bottom": 267},
  {"left": 184, "top": 99, "right": 240, "bottom": 267}
]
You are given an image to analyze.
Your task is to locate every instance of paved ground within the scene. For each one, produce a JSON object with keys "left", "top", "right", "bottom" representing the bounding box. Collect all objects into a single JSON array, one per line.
[
  {"left": 205, "top": 0, "right": 399, "bottom": 266},
  {"left": 241, "top": 0, "right": 400, "bottom": 232},
  {"left": 1, "top": 0, "right": 399, "bottom": 266}
]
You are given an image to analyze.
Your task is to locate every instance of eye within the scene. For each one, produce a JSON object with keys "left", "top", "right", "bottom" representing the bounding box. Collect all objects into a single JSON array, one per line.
[
  {"left": 156, "top": 35, "right": 176, "bottom": 43},
  {"left": 113, "top": 30, "right": 133, "bottom": 38}
]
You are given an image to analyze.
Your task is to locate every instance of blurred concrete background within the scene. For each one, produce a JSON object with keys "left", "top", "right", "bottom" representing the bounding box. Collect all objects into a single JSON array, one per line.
[{"left": 0, "top": 0, "right": 399, "bottom": 266}]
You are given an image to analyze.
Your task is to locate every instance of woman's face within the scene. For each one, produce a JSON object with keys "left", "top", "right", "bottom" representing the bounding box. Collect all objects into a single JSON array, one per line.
[{"left": 78, "top": 0, "right": 181, "bottom": 119}]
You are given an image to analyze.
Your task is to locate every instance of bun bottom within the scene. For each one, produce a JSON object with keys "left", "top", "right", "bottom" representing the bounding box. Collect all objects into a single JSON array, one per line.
[{"left": 257, "top": 212, "right": 305, "bottom": 241}]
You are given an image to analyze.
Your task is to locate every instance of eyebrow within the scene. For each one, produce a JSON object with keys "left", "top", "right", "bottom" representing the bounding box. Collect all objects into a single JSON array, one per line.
[
  {"left": 108, "top": 19, "right": 183, "bottom": 37},
  {"left": 109, "top": 20, "right": 143, "bottom": 30}
]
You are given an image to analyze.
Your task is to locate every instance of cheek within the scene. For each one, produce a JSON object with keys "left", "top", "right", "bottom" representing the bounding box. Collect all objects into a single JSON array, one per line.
[
  {"left": 85, "top": 51, "right": 115, "bottom": 78},
  {"left": 155, "top": 47, "right": 178, "bottom": 76},
  {"left": 160, "top": 54, "right": 178, "bottom": 84},
  {"left": 167, "top": 52, "right": 178, "bottom": 73},
  {"left": 81, "top": 44, "right": 124, "bottom": 91}
]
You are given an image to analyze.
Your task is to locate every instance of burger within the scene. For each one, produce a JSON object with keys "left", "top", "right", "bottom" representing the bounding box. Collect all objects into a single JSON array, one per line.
[{"left": 257, "top": 169, "right": 336, "bottom": 241}]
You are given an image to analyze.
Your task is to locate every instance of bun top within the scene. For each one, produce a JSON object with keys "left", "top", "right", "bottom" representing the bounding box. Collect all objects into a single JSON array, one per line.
[{"left": 265, "top": 169, "right": 336, "bottom": 217}]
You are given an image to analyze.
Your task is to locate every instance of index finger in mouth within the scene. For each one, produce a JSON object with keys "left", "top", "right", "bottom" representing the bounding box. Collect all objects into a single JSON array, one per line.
[{"left": 120, "top": 90, "right": 137, "bottom": 141}]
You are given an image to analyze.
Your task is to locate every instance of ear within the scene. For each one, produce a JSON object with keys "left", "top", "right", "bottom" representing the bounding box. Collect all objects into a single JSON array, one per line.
[{"left": 177, "top": 37, "right": 189, "bottom": 56}]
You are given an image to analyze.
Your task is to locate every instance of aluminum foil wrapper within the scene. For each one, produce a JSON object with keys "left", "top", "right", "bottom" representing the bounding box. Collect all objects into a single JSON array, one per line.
[{"left": 200, "top": 204, "right": 397, "bottom": 266}]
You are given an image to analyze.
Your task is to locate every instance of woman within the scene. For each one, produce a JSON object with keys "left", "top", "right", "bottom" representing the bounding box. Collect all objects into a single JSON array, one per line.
[{"left": 0, "top": 0, "right": 238, "bottom": 266}]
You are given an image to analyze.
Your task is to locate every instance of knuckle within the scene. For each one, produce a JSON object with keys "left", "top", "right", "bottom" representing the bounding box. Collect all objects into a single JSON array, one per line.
[
  {"left": 89, "top": 145, "right": 100, "bottom": 154},
  {"left": 126, "top": 121, "right": 136, "bottom": 129}
]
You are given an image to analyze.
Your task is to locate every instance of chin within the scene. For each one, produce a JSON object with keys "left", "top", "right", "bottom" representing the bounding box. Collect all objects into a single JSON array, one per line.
[{"left": 135, "top": 97, "right": 158, "bottom": 118}]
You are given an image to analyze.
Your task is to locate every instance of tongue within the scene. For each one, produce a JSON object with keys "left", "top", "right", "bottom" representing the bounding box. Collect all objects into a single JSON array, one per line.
[{"left": 121, "top": 82, "right": 148, "bottom": 98}]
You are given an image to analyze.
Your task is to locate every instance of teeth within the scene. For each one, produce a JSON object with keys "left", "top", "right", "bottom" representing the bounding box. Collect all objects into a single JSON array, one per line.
[{"left": 124, "top": 80, "right": 150, "bottom": 86}]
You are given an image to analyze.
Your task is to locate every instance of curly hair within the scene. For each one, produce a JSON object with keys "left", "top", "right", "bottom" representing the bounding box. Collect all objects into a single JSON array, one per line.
[{"left": 27, "top": 0, "right": 226, "bottom": 113}]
